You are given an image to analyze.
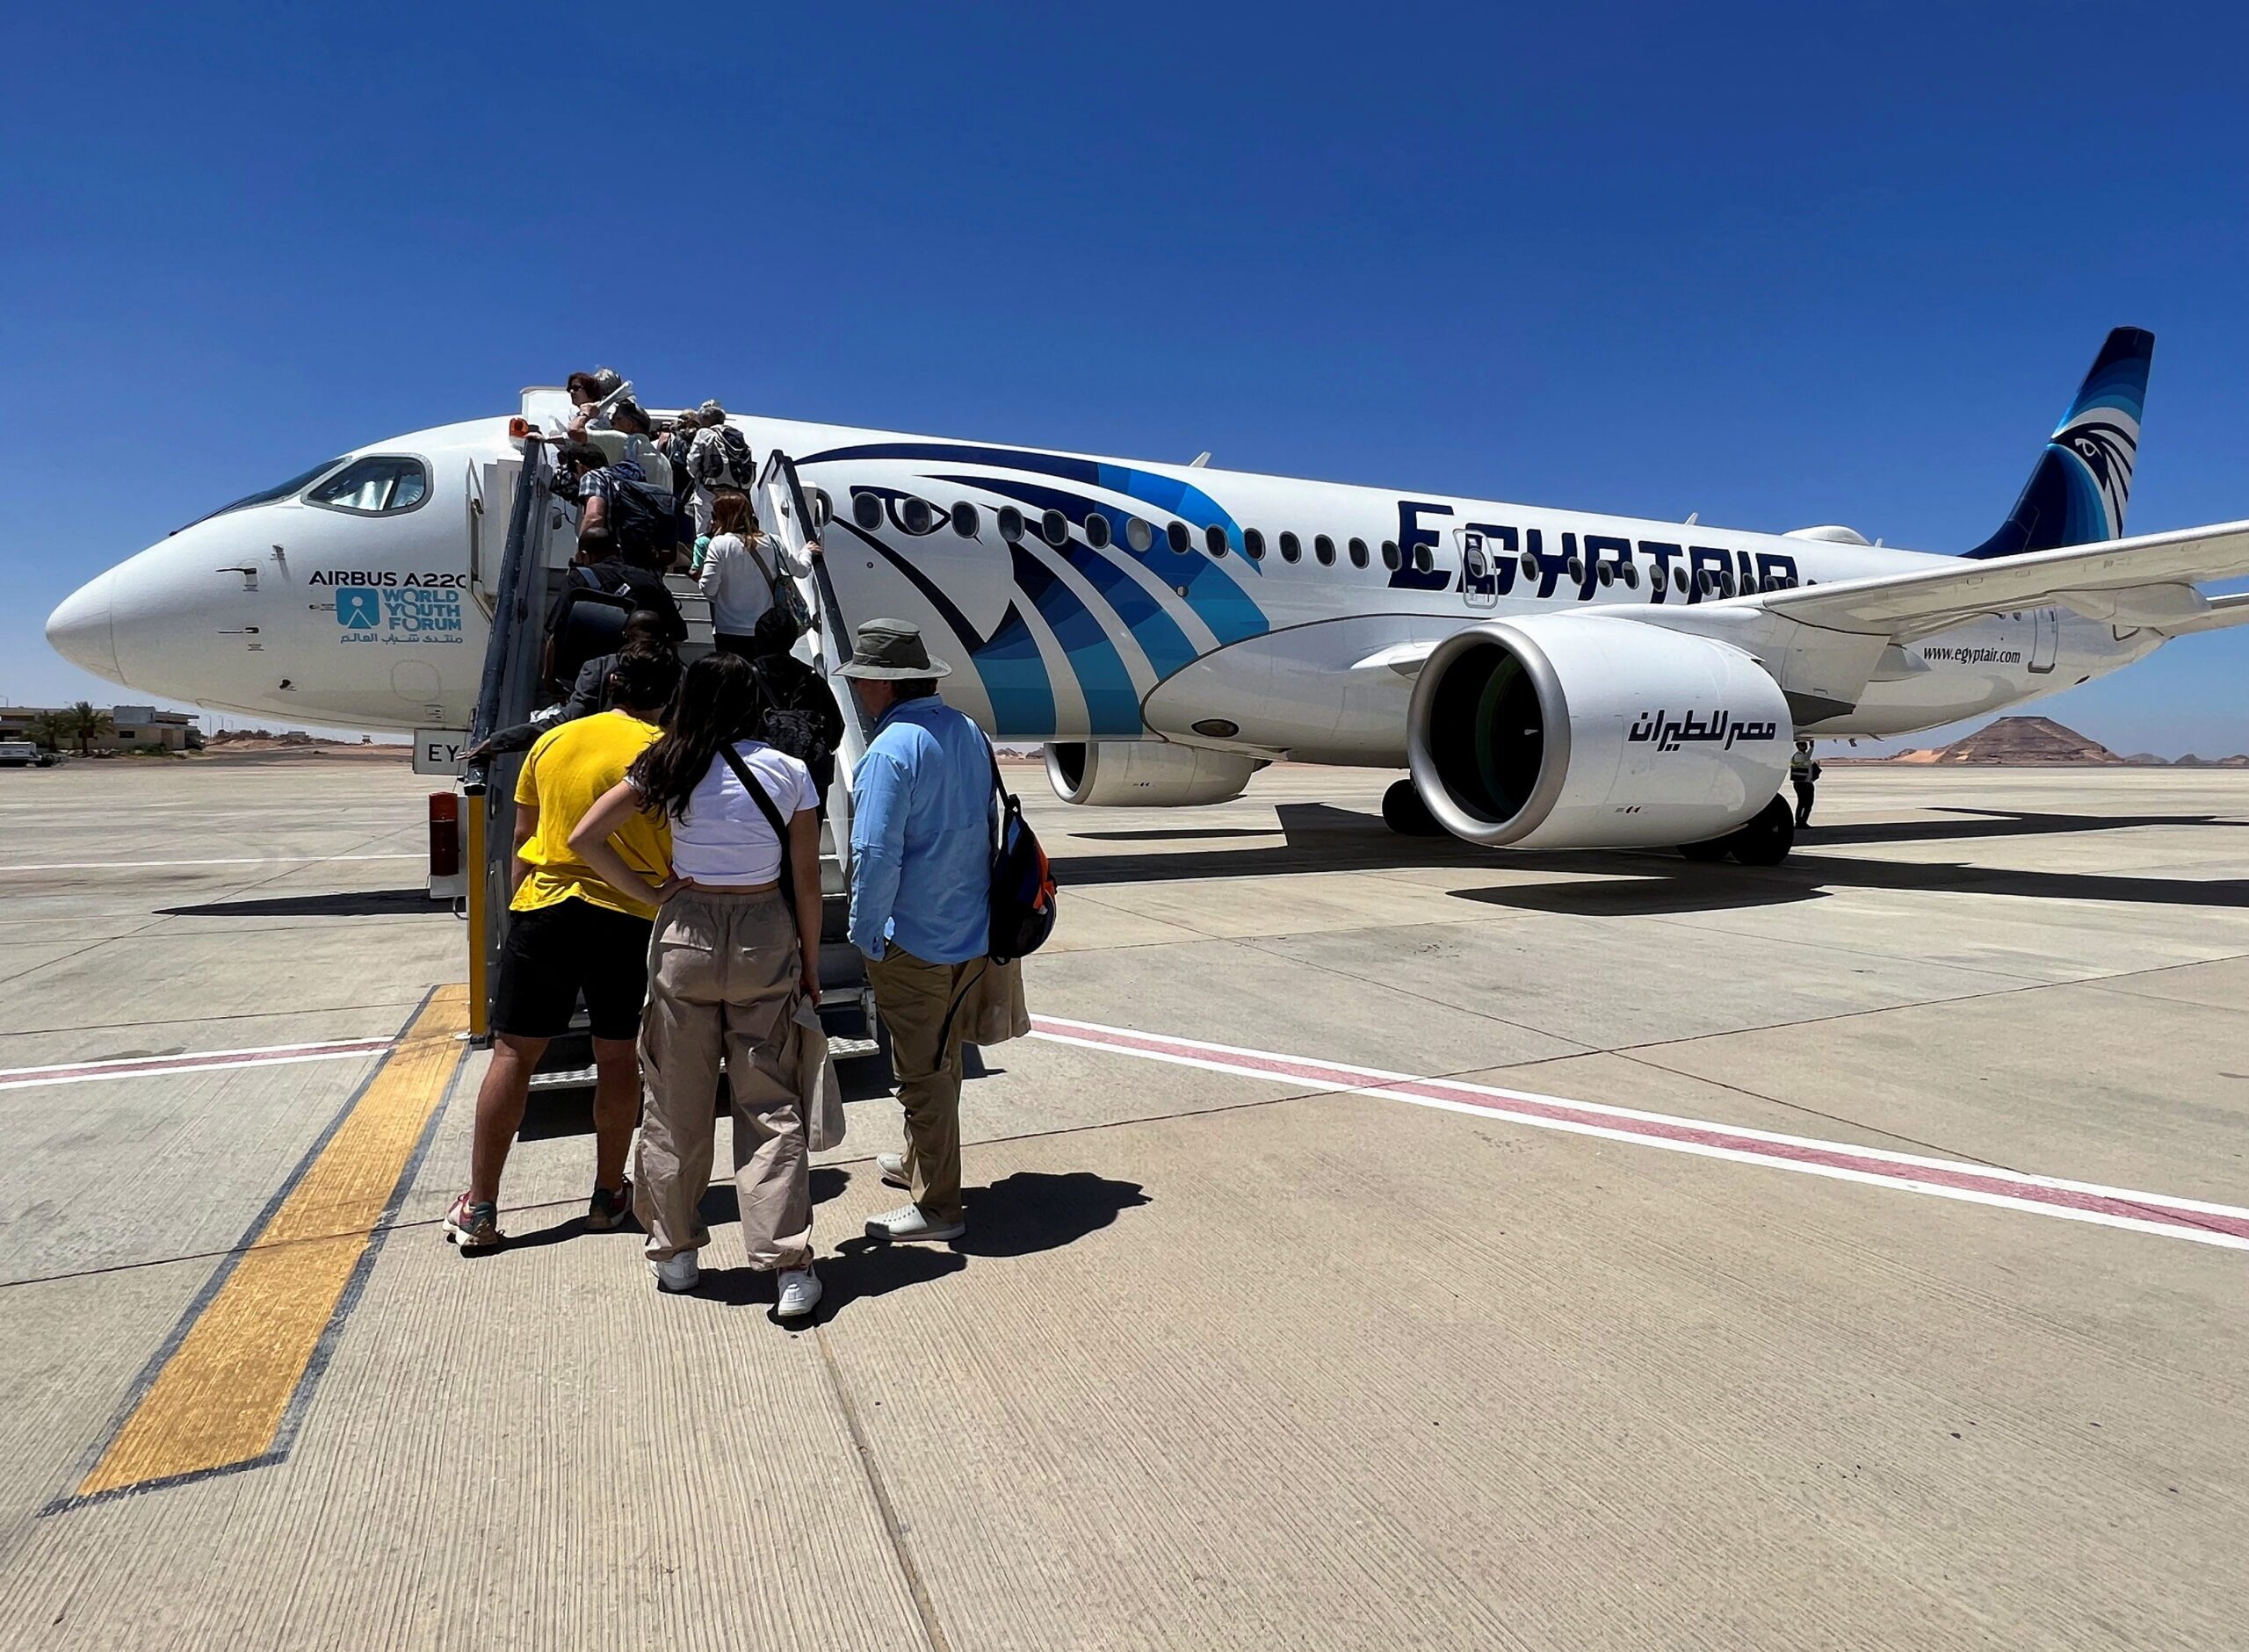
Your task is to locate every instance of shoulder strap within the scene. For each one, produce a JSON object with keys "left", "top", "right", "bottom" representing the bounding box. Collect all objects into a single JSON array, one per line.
[
  {"left": 716, "top": 743, "right": 798, "bottom": 918},
  {"left": 741, "top": 535, "right": 781, "bottom": 594}
]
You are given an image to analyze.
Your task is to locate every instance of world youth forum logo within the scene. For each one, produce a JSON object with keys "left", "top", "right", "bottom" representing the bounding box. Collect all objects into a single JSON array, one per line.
[{"left": 335, "top": 589, "right": 381, "bottom": 630}]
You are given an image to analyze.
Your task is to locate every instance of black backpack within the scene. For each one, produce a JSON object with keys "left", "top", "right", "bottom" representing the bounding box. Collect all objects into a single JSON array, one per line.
[
  {"left": 984, "top": 741, "right": 1056, "bottom": 963},
  {"left": 603, "top": 473, "right": 678, "bottom": 559},
  {"left": 717, "top": 426, "right": 756, "bottom": 489},
  {"left": 749, "top": 661, "right": 830, "bottom": 778}
]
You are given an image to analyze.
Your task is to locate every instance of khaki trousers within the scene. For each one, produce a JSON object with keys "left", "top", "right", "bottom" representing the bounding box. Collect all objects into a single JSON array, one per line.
[
  {"left": 869, "top": 947, "right": 978, "bottom": 1223},
  {"left": 635, "top": 888, "right": 810, "bottom": 1269}
]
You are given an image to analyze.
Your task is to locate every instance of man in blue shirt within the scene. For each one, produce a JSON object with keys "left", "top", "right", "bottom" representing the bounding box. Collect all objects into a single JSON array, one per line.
[{"left": 840, "top": 619, "right": 994, "bottom": 1243}]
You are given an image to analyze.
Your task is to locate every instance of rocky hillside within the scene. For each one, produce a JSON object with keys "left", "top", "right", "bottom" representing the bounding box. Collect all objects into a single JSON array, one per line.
[{"left": 1878, "top": 717, "right": 2246, "bottom": 766}]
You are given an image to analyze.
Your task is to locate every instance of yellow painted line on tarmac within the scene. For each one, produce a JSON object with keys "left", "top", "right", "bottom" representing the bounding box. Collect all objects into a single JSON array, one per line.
[{"left": 68, "top": 985, "right": 469, "bottom": 1503}]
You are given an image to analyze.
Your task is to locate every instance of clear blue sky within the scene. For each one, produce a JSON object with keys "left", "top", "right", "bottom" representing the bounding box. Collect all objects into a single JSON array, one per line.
[{"left": 6, "top": 4, "right": 2245, "bottom": 754}]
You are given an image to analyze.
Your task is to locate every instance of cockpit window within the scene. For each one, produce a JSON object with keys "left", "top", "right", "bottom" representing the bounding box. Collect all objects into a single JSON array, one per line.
[
  {"left": 308, "top": 456, "right": 430, "bottom": 515},
  {"left": 190, "top": 457, "right": 347, "bottom": 527}
]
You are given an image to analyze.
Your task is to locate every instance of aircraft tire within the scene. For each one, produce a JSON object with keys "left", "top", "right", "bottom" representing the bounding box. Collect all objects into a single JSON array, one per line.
[
  {"left": 1382, "top": 779, "right": 1445, "bottom": 836},
  {"left": 1722, "top": 796, "right": 1796, "bottom": 867},
  {"left": 1675, "top": 838, "right": 1732, "bottom": 862}
]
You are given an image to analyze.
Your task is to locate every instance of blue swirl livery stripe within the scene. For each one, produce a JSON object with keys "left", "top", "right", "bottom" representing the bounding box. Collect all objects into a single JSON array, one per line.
[
  {"left": 832, "top": 521, "right": 1056, "bottom": 736},
  {"left": 941, "top": 473, "right": 1269, "bottom": 648},
  {"left": 799, "top": 440, "right": 1259, "bottom": 570},
  {"left": 1008, "top": 543, "right": 1143, "bottom": 736},
  {"left": 927, "top": 474, "right": 1208, "bottom": 674}
]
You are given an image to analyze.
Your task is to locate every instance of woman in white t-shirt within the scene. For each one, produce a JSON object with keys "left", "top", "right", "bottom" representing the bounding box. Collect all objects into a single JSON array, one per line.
[
  {"left": 698, "top": 489, "right": 814, "bottom": 653},
  {"left": 570, "top": 652, "right": 827, "bottom": 1317}
]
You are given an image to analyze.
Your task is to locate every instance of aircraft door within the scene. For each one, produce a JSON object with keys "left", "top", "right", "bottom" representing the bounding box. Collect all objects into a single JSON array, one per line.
[
  {"left": 1457, "top": 528, "right": 1499, "bottom": 610},
  {"left": 2029, "top": 607, "right": 2059, "bottom": 675}
]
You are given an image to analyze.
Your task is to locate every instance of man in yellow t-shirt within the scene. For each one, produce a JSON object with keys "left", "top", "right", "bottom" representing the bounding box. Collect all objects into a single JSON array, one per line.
[{"left": 445, "top": 647, "right": 682, "bottom": 1253}]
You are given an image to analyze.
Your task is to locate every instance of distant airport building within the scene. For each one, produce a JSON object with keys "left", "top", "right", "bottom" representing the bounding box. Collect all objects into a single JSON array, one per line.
[{"left": 0, "top": 704, "right": 201, "bottom": 754}]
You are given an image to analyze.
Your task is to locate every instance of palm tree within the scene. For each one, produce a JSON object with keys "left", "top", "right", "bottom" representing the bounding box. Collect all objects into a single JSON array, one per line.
[
  {"left": 27, "top": 711, "right": 72, "bottom": 754},
  {"left": 66, "top": 702, "right": 113, "bottom": 756}
]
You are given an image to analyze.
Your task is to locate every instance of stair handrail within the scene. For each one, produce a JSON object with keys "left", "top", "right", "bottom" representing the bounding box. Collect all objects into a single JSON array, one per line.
[{"left": 755, "top": 451, "right": 870, "bottom": 871}]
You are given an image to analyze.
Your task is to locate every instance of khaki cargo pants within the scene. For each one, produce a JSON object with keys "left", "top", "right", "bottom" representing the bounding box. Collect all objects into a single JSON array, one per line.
[
  {"left": 868, "top": 946, "right": 980, "bottom": 1223},
  {"left": 635, "top": 887, "right": 810, "bottom": 1269}
]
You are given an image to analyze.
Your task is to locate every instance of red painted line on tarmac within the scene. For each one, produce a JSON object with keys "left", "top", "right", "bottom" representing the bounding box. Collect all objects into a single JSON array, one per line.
[
  {"left": 1028, "top": 1015, "right": 2249, "bottom": 1251},
  {"left": 0, "top": 1038, "right": 396, "bottom": 1092}
]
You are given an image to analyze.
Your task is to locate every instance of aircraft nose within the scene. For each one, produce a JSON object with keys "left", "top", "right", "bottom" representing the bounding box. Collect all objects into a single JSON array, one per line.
[{"left": 46, "top": 570, "right": 121, "bottom": 683}]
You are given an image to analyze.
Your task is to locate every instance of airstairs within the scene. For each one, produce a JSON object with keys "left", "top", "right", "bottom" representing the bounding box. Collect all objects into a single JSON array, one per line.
[{"left": 460, "top": 439, "right": 879, "bottom": 1086}]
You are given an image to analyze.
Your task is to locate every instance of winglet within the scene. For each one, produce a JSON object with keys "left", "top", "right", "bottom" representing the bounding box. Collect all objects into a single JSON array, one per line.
[{"left": 1965, "top": 327, "right": 2152, "bottom": 559}]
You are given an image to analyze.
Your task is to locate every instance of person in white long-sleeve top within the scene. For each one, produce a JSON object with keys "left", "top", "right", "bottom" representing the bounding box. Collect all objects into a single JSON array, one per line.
[{"left": 698, "top": 490, "right": 814, "bottom": 654}]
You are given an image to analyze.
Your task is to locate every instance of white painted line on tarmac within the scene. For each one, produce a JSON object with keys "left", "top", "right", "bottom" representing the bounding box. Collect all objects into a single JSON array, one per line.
[
  {"left": 0, "top": 854, "right": 422, "bottom": 874},
  {"left": 1028, "top": 1015, "right": 2249, "bottom": 1252},
  {"left": 0, "top": 1037, "right": 396, "bottom": 1092}
]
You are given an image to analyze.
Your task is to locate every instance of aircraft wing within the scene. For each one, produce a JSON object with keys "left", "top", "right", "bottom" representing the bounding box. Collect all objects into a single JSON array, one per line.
[{"left": 1752, "top": 519, "right": 2249, "bottom": 640}]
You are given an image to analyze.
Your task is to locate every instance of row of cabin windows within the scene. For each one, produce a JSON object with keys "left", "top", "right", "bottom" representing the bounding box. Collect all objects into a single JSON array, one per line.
[
  {"left": 853, "top": 491, "right": 1430, "bottom": 573},
  {"left": 850, "top": 491, "right": 1804, "bottom": 595}
]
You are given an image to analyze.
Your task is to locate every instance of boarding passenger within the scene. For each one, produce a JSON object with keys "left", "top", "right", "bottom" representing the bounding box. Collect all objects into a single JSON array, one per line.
[
  {"left": 688, "top": 400, "right": 757, "bottom": 515},
  {"left": 660, "top": 410, "right": 703, "bottom": 546},
  {"left": 568, "top": 653, "right": 828, "bottom": 1315},
  {"left": 444, "top": 646, "right": 685, "bottom": 1252},
  {"left": 546, "top": 523, "right": 687, "bottom": 645},
  {"left": 839, "top": 619, "right": 994, "bottom": 1244},
  {"left": 466, "top": 611, "right": 678, "bottom": 762},
  {"left": 1790, "top": 739, "right": 1820, "bottom": 827},
  {"left": 747, "top": 606, "right": 846, "bottom": 801},
  {"left": 699, "top": 489, "right": 814, "bottom": 653},
  {"left": 560, "top": 441, "right": 687, "bottom": 582}
]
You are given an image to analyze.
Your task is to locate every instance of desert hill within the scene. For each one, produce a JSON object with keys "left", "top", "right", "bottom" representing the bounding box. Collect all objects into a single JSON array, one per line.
[{"left": 1860, "top": 717, "right": 2246, "bottom": 766}]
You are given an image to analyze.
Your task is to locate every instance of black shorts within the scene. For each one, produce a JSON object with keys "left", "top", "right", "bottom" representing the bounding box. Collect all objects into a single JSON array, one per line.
[{"left": 493, "top": 898, "right": 654, "bottom": 1042}]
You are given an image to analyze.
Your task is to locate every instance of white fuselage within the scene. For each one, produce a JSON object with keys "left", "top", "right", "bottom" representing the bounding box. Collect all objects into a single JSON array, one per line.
[{"left": 46, "top": 411, "right": 2159, "bottom": 754}]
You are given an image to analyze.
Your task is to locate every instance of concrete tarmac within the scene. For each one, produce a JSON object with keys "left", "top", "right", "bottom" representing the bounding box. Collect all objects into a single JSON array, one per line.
[{"left": 0, "top": 758, "right": 2244, "bottom": 1648}]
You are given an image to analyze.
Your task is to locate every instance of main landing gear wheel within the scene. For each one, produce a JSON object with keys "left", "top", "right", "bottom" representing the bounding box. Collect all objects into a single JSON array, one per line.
[
  {"left": 1676, "top": 796, "right": 1796, "bottom": 866},
  {"left": 1723, "top": 796, "right": 1796, "bottom": 867},
  {"left": 1382, "top": 778, "right": 1445, "bottom": 836}
]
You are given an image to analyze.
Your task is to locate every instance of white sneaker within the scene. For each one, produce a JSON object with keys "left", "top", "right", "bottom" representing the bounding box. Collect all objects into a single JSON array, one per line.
[
  {"left": 776, "top": 1265, "right": 823, "bottom": 1319},
  {"left": 650, "top": 1250, "right": 701, "bottom": 1294},
  {"left": 876, "top": 1152, "right": 909, "bottom": 1189},
  {"left": 866, "top": 1203, "right": 965, "bottom": 1243}
]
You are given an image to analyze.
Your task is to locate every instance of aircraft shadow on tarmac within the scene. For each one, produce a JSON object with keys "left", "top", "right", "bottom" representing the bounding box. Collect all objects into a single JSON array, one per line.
[
  {"left": 155, "top": 887, "right": 445, "bottom": 919},
  {"left": 1052, "top": 803, "right": 2245, "bottom": 914}
]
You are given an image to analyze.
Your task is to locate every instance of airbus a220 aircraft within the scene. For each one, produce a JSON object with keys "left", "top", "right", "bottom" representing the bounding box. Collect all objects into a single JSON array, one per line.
[{"left": 45, "top": 328, "right": 2249, "bottom": 863}]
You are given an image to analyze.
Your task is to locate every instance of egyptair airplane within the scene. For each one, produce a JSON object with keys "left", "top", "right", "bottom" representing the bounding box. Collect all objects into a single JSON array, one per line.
[{"left": 45, "top": 328, "right": 2249, "bottom": 863}]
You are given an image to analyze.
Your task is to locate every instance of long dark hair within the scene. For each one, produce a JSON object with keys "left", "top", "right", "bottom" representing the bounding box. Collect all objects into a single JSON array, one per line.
[{"left": 627, "top": 652, "right": 763, "bottom": 819}]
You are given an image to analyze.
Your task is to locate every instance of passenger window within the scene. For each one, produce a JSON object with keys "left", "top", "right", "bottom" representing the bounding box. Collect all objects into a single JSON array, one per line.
[
  {"left": 1279, "top": 531, "right": 1301, "bottom": 563},
  {"left": 1086, "top": 511, "right": 1112, "bottom": 548},
  {"left": 1673, "top": 566, "right": 1688, "bottom": 593},
  {"left": 901, "top": 497, "right": 935, "bottom": 535},
  {"left": 1042, "top": 509, "right": 1071, "bottom": 547},
  {"left": 1313, "top": 534, "right": 1336, "bottom": 566},
  {"left": 1126, "top": 516, "right": 1153, "bottom": 552},
  {"left": 951, "top": 501, "right": 978, "bottom": 537},
  {"left": 1414, "top": 545, "right": 1433, "bottom": 574},
  {"left": 1596, "top": 561, "right": 1615, "bottom": 587},
  {"left": 1244, "top": 528, "right": 1266, "bottom": 560},
  {"left": 309, "top": 456, "right": 428, "bottom": 515},
  {"left": 998, "top": 506, "right": 1025, "bottom": 543},
  {"left": 1566, "top": 555, "right": 1585, "bottom": 581},
  {"left": 1167, "top": 521, "right": 1192, "bottom": 554},
  {"left": 1381, "top": 540, "right": 1399, "bottom": 570},
  {"left": 810, "top": 488, "right": 835, "bottom": 528},
  {"left": 852, "top": 491, "right": 884, "bottom": 530},
  {"left": 1521, "top": 552, "right": 1538, "bottom": 579},
  {"left": 1620, "top": 563, "right": 1639, "bottom": 589},
  {"left": 1349, "top": 537, "right": 1370, "bottom": 568},
  {"left": 1204, "top": 523, "right": 1229, "bottom": 558}
]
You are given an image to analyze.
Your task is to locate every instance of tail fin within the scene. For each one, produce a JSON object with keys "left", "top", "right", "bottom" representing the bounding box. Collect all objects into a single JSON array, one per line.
[{"left": 1964, "top": 326, "right": 2152, "bottom": 559}]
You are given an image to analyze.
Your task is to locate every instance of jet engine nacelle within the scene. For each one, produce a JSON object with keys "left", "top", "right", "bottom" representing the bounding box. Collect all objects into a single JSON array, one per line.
[
  {"left": 1046, "top": 740, "right": 1265, "bottom": 807},
  {"left": 1407, "top": 616, "right": 1791, "bottom": 848}
]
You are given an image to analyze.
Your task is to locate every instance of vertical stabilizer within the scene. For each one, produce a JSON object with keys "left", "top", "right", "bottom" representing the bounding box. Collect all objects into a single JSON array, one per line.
[{"left": 1965, "top": 327, "right": 2152, "bottom": 559}]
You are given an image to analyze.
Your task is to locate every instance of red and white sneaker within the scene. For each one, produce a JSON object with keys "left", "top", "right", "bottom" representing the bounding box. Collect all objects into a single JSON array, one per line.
[{"left": 444, "top": 1193, "right": 503, "bottom": 1252}]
